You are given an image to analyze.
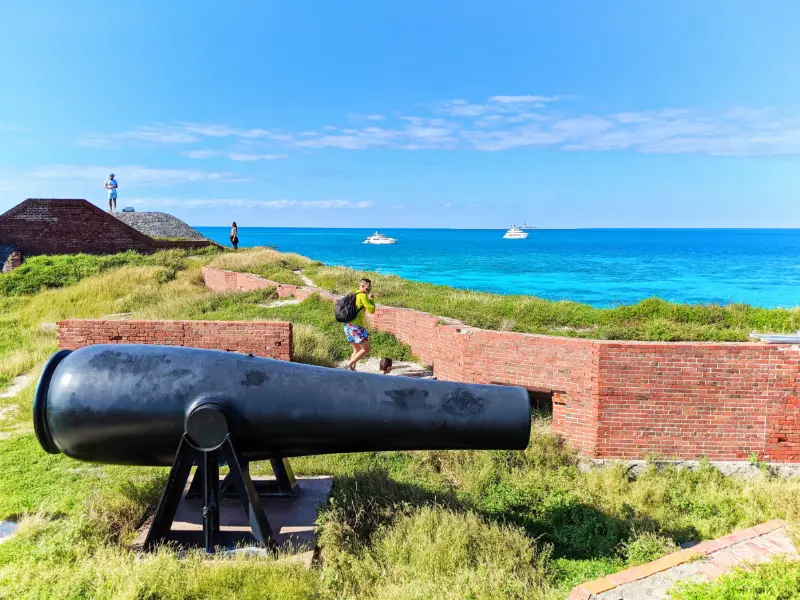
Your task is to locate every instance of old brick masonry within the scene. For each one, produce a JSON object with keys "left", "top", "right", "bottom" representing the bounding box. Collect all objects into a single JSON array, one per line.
[
  {"left": 58, "top": 319, "right": 292, "bottom": 362},
  {"left": 201, "top": 266, "right": 800, "bottom": 463}
]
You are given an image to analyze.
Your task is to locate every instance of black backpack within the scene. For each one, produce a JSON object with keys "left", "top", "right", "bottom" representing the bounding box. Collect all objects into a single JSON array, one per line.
[{"left": 334, "top": 292, "right": 362, "bottom": 323}]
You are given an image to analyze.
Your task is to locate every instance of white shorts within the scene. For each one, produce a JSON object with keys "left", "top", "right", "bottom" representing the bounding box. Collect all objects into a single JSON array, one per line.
[{"left": 108, "top": 189, "right": 117, "bottom": 199}]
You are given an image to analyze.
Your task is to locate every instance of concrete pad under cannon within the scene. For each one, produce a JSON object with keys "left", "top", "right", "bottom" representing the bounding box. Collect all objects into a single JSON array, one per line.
[{"left": 133, "top": 475, "right": 333, "bottom": 567}]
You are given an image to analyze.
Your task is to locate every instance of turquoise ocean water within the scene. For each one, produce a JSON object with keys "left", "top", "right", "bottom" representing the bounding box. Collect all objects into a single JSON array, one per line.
[{"left": 195, "top": 227, "right": 800, "bottom": 308}]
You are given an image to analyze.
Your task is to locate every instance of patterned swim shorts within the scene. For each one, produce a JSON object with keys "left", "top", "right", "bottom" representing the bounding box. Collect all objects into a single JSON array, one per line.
[{"left": 344, "top": 323, "right": 369, "bottom": 344}]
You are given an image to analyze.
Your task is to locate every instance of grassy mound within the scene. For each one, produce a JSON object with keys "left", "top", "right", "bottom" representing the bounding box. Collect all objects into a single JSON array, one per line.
[
  {"left": 307, "top": 263, "right": 800, "bottom": 341},
  {"left": 207, "top": 247, "right": 320, "bottom": 286}
]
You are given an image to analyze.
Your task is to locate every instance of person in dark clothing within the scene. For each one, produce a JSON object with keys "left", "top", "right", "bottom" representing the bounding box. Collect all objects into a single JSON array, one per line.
[{"left": 229, "top": 222, "right": 239, "bottom": 250}]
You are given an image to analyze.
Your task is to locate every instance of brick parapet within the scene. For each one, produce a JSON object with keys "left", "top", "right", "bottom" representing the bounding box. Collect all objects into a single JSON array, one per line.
[
  {"left": 57, "top": 319, "right": 292, "bottom": 362},
  {"left": 200, "top": 266, "right": 800, "bottom": 462}
]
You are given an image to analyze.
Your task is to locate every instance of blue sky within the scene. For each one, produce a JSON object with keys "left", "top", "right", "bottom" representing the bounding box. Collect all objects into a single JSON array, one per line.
[{"left": 1, "top": 1, "right": 799, "bottom": 228}]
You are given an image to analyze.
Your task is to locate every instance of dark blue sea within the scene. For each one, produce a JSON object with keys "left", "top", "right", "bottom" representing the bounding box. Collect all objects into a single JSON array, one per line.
[{"left": 195, "top": 227, "right": 800, "bottom": 308}]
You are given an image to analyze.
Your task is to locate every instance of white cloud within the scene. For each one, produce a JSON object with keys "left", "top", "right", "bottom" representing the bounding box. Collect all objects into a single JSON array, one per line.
[
  {"left": 489, "top": 95, "right": 562, "bottom": 104},
  {"left": 443, "top": 202, "right": 453, "bottom": 208},
  {"left": 437, "top": 100, "right": 487, "bottom": 117},
  {"left": 183, "top": 149, "right": 219, "bottom": 159},
  {"left": 29, "top": 164, "right": 242, "bottom": 186},
  {"left": 80, "top": 122, "right": 273, "bottom": 147},
  {"left": 87, "top": 97, "right": 800, "bottom": 158},
  {"left": 227, "top": 153, "right": 288, "bottom": 161},
  {"left": 81, "top": 127, "right": 199, "bottom": 147},
  {"left": 348, "top": 113, "right": 386, "bottom": 123},
  {"left": 180, "top": 123, "right": 272, "bottom": 138},
  {"left": 128, "top": 197, "right": 373, "bottom": 210}
]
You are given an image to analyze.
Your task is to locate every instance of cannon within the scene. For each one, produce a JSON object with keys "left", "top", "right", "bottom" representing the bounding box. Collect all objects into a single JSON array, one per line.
[{"left": 34, "top": 344, "right": 531, "bottom": 551}]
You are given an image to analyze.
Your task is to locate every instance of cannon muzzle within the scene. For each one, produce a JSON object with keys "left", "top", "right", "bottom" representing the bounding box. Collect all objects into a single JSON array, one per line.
[{"left": 35, "top": 344, "right": 531, "bottom": 466}]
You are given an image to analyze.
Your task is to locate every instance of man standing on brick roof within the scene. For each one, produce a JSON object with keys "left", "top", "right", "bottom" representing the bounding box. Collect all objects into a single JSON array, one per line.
[{"left": 104, "top": 173, "right": 118, "bottom": 212}]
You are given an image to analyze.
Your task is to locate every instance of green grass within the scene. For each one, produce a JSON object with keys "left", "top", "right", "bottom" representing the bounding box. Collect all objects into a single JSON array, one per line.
[
  {"left": 2, "top": 248, "right": 800, "bottom": 598},
  {"left": 306, "top": 263, "right": 800, "bottom": 341},
  {"left": 0, "top": 251, "right": 409, "bottom": 391},
  {"left": 0, "top": 248, "right": 219, "bottom": 296},
  {"left": 207, "top": 246, "right": 320, "bottom": 286},
  {"left": 668, "top": 558, "right": 800, "bottom": 599}
]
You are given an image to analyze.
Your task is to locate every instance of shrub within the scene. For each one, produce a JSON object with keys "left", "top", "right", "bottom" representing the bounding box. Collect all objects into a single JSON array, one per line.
[
  {"left": 292, "top": 323, "right": 338, "bottom": 367},
  {"left": 619, "top": 531, "right": 679, "bottom": 566}
]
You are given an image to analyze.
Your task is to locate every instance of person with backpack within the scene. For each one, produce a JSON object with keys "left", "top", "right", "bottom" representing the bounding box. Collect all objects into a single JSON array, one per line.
[{"left": 334, "top": 278, "right": 376, "bottom": 371}]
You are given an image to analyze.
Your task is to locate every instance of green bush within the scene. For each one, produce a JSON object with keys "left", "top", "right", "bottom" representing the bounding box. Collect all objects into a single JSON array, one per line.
[{"left": 619, "top": 531, "right": 679, "bottom": 566}]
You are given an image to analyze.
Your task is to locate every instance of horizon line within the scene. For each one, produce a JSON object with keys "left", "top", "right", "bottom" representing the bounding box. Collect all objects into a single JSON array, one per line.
[{"left": 191, "top": 225, "right": 800, "bottom": 231}]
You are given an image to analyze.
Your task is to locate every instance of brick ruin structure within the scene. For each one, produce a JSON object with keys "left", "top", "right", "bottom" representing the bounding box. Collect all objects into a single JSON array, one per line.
[
  {"left": 0, "top": 198, "right": 217, "bottom": 269},
  {"left": 202, "top": 266, "right": 800, "bottom": 463},
  {"left": 58, "top": 319, "right": 292, "bottom": 363}
]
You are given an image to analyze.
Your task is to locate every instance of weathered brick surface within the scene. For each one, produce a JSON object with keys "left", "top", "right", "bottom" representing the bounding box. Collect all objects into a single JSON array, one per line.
[
  {"left": 596, "top": 342, "right": 800, "bottom": 462},
  {"left": 0, "top": 198, "right": 216, "bottom": 256},
  {"left": 58, "top": 319, "right": 292, "bottom": 362},
  {"left": 201, "top": 267, "right": 800, "bottom": 462}
]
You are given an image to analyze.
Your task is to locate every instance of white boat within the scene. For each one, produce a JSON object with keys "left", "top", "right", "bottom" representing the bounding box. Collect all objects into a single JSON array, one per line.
[
  {"left": 503, "top": 225, "right": 529, "bottom": 239},
  {"left": 363, "top": 231, "right": 397, "bottom": 244}
]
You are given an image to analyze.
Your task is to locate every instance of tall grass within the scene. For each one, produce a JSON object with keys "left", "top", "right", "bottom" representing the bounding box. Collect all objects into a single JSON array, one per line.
[
  {"left": 307, "top": 263, "right": 800, "bottom": 341},
  {"left": 208, "top": 247, "right": 320, "bottom": 286},
  {"left": 0, "top": 248, "right": 216, "bottom": 296}
]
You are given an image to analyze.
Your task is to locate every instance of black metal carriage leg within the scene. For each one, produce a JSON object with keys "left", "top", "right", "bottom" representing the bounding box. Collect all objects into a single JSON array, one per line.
[
  {"left": 144, "top": 435, "right": 194, "bottom": 549},
  {"left": 221, "top": 436, "right": 276, "bottom": 548},
  {"left": 202, "top": 450, "right": 220, "bottom": 552},
  {"left": 270, "top": 458, "right": 298, "bottom": 496}
]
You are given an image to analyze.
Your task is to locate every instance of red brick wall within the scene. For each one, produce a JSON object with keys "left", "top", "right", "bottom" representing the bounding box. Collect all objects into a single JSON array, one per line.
[
  {"left": 0, "top": 199, "right": 158, "bottom": 255},
  {"left": 200, "top": 267, "right": 800, "bottom": 462},
  {"left": 58, "top": 319, "right": 292, "bottom": 362},
  {"left": 461, "top": 332, "right": 603, "bottom": 457},
  {"left": 202, "top": 267, "right": 275, "bottom": 293},
  {"left": 201, "top": 267, "right": 337, "bottom": 301},
  {"left": 596, "top": 343, "right": 800, "bottom": 461}
]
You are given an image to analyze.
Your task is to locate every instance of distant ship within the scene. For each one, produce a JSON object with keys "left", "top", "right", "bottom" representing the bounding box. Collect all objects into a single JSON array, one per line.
[
  {"left": 363, "top": 231, "right": 398, "bottom": 244},
  {"left": 503, "top": 225, "right": 529, "bottom": 239}
]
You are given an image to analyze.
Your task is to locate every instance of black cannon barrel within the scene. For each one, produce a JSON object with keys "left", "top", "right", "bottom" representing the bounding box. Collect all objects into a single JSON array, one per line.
[{"left": 34, "top": 344, "right": 531, "bottom": 466}]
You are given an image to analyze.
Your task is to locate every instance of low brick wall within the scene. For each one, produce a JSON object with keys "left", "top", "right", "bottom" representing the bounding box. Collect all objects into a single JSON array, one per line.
[
  {"left": 201, "top": 267, "right": 800, "bottom": 462},
  {"left": 58, "top": 319, "right": 292, "bottom": 362}
]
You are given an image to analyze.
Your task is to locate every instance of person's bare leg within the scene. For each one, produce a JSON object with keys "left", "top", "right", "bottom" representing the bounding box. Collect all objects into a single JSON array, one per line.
[
  {"left": 348, "top": 342, "right": 359, "bottom": 370},
  {"left": 109, "top": 198, "right": 112, "bottom": 212},
  {"left": 113, "top": 198, "right": 117, "bottom": 212},
  {"left": 350, "top": 341, "right": 371, "bottom": 369}
]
